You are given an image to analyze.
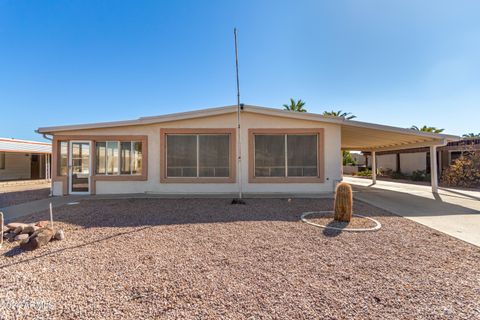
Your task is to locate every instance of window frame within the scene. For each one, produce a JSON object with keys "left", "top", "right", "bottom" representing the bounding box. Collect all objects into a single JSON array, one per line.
[
  {"left": 92, "top": 136, "right": 147, "bottom": 181},
  {"left": 95, "top": 140, "right": 143, "bottom": 176},
  {"left": 160, "top": 128, "right": 236, "bottom": 183},
  {"left": 248, "top": 128, "right": 324, "bottom": 183}
]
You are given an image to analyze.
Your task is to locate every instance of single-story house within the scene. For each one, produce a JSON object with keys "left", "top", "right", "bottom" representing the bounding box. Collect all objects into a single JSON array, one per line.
[
  {"left": 36, "top": 105, "right": 459, "bottom": 196},
  {"left": 364, "top": 138, "right": 480, "bottom": 176},
  {"left": 0, "top": 138, "right": 52, "bottom": 181}
]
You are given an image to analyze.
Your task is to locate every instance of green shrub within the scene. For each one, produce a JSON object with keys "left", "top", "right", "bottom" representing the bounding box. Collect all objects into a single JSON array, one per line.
[
  {"left": 411, "top": 170, "right": 430, "bottom": 181},
  {"left": 357, "top": 169, "right": 372, "bottom": 177},
  {"left": 391, "top": 171, "right": 408, "bottom": 180}
]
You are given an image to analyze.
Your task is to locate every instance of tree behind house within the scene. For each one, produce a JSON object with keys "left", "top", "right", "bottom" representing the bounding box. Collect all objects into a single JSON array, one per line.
[
  {"left": 323, "top": 110, "right": 356, "bottom": 120},
  {"left": 410, "top": 125, "right": 444, "bottom": 133},
  {"left": 283, "top": 98, "right": 307, "bottom": 112}
]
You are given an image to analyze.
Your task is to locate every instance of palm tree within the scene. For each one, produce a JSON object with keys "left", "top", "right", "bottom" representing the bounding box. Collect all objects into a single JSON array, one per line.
[
  {"left": 462, "top": 133, "right": 480, "bottom": 138},
  {"left": 410, "top": 125, "right": 444, "bottom": 133},
  {"left": 323, "top": 110, "right": 356, "bottom": 120},
  {"left": 283, "top": 98, "right": 307, "bottom": 112}
]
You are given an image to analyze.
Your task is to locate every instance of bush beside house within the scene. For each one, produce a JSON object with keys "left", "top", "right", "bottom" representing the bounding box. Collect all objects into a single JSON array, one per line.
[{"left": 442, "top": 151, "right": 480, "bottom": 188}]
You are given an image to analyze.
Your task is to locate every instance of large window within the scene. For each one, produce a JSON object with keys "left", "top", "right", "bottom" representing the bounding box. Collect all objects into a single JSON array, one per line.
[
  {"left": 96, "top": 141, "right": 142, "bottom": 175},
  {"left": 250, "top": 130, "right": 321, "bottom": 182},
  {"left": 166, "top": 134, "right": 230, "bottom": 178}
]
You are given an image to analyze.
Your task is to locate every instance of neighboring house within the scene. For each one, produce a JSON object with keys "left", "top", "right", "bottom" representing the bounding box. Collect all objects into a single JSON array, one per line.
[
  {"left": 364, "top": 138, "right": 480, "bottom": 175},
  {"left": 0, "top": 138, "right": 52, "bottom": 181},
  {"left": 37, "top": 105, "right": 458, "bottom": 196}
]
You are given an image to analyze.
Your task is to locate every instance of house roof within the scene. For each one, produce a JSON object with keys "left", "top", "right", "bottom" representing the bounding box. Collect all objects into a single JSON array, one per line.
[
  {"left": 37, "top": 104, "right": 459, "bottom": 151},
  {"left": 0, "top": 138, "right": 52, "bottom": 154}
]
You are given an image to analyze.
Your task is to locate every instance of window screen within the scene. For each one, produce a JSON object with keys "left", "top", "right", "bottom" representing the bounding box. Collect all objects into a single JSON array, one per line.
[
  {"left": 166, "top": 135, "right": 197, "bottom": 177},
  {"left": 199, "top": 135, "right": 230, "bottom": 177},
  {"left": 254, "top": 135, "right": 285, "bottom": 177},
  {"left": 287, "top": 135, "right": 317, "bottom": 176}
]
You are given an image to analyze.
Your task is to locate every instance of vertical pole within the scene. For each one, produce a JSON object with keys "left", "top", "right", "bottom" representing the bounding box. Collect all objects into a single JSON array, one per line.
[
  {"left": 372, "top": 151, "right": 377, "bottom": 184},
  {"left": 234, "top": 28, "right": 242, "bottom": 199},
  {"left": 430, "top": 145, "right": 438, "bottom": 193},
  {"left": 0, "top": 211, "right": 3, "bottom": 249},
  {"left": 49, "top": 202, "right": 54, "bottom": 230}
]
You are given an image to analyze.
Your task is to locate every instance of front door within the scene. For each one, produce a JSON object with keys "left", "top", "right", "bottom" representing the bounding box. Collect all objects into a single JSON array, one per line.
[
  {"left": 30, "top": 154, "right": 40, "bottom": 179},
  {"left": 69, "top": 141, "right": 91, "bottom": 194}
]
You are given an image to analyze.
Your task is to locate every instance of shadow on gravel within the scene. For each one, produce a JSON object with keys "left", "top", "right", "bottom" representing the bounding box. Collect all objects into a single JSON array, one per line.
[
  {"left": 322, "top": 221, "right": 346, "bottom": 237},
  {"left": 11, "top": 198, "right": 391, "bottom": 229},
  {"left": 0, "top": 187, "right": 50, "bottom": 208}
]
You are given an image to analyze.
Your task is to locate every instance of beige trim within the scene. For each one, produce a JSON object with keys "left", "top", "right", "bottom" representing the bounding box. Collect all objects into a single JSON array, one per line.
[
  {"left": 248, "top": 128, "right": 325, "bottom": 183},
  {"left": 52, "top": 135, "right": 148, "bottom": 195},
  {"left": 160, "top": 128, "right": 236, "bottom": 183}
]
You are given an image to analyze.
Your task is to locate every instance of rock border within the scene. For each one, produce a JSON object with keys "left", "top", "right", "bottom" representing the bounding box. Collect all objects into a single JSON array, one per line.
[{"left": 300, "top": 211, "right": 382, "bottom": 232}]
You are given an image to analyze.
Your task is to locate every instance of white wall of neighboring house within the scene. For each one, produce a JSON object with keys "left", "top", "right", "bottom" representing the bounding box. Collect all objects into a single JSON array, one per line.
[
  {"left": 51, "top": 111, "right": 343, "bottom": 195},
  {"left": 0, "top": 152, "right": 31, "bottom": 180},
  {"left": 400, "top": 152, "right": 426, "bottom": 174}
]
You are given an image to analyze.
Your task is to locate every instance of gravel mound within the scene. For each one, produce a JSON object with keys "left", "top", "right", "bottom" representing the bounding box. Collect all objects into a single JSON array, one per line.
[{"left": 1, "top": 198, "right": 479, "bottom": 319}]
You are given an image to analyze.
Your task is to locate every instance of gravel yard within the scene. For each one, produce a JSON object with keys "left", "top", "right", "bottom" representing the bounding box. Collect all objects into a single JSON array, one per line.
[
  {"left": 0, "top": 183, "right": 50, "bottom": 208},
  {"left": 1, "top": 198, "right": 479, "bottom": 319}
]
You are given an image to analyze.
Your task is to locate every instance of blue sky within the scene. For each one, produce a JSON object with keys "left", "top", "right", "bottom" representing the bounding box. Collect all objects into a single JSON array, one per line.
[{"left": 1, "top": 0, "right": 479, "bottom": 141}]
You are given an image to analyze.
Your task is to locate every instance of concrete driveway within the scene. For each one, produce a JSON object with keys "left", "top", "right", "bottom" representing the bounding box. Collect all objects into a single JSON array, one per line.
[{"left": 344, "top": 176, "right": 480, "bottom": 246}]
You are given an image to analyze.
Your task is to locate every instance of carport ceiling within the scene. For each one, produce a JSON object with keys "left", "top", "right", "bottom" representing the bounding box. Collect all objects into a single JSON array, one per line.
[{"left": 341, "top": 122, "right": 459, "bottom": 151}]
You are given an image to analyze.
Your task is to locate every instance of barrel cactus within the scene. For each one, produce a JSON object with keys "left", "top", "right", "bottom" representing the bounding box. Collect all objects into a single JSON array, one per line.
[{"left": 334, "top": 182, "right": 353, "bottom": 222}]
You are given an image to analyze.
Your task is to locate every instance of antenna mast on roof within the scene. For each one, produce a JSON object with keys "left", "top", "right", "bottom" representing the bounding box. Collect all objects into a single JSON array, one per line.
[{"left": 232, "top": 28, "right": 245, "bottom": 204}]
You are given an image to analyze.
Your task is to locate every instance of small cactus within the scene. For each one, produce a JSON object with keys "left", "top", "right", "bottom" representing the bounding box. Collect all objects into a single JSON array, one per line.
[{"left": 334, "top": 182, "right": 353, "bottom": 222}]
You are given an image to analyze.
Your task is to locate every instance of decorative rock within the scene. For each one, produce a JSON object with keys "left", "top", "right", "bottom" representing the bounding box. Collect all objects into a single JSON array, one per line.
[
  {"left": 54, "top": 229, "right": 65, "bottom": 241},
  {"left": 21, "top": 225, "right": 39, "bottom": 235},
  {"left": 20, "top": 228, "right": 54, "bottom": 251},
  {"left": 5, "top": 232, "right": 16, "bottom": 242},
  {"left": 6, "top": 222, "right": 28, "bottom": 231},
  {"left": 13, "top": 226, "right": 24, "bottom": 235},
  {"left": 14, "top": 234, "right": 29, "bottom": 241},
  {"left": 35, "top": 220, "right": 51, "bottom": 228}
]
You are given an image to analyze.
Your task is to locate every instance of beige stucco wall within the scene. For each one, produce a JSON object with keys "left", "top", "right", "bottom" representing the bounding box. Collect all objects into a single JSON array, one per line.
[
  {"left": 400, "top": 152, "right": 426, "bottom": 174},
  {"left": 0, "top": 152, "right": 31, "bottom": 180},
  {"left": 377, "top": 154, "right": 397, "bottom": 172},
  {"left": 52, "top": 111, "right": 342, "bottom": 195}
]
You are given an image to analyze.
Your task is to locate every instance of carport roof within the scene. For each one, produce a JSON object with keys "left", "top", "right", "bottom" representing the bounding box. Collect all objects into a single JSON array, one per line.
[
  {"left": 0, "top": 138, "right": 52, "bottom": 154},
  {"left": 37, "top": 105, "right": 459, "bottom": 151}
]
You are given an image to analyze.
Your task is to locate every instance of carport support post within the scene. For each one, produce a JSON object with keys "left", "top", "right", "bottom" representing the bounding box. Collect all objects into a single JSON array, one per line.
[
  {"left": 371, "top": 151, "right": 377, "bottom": 184},
  {"left": 430, "top": 145, "right": 438, "bottom": 193}
]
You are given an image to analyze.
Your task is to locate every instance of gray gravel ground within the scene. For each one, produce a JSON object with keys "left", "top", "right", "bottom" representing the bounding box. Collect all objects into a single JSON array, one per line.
[
  {"left": 0, "top": 183, "right": 50, "bottom": 208},
  {"left": 1, "top": 198, "right": 479, "bottom": 319}
]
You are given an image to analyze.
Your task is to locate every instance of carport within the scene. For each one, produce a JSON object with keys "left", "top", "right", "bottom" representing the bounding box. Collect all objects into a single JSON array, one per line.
[{"left": 339, "top": 120, "right": 459, "bottom": 192}]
